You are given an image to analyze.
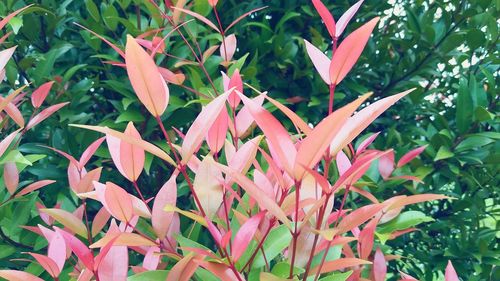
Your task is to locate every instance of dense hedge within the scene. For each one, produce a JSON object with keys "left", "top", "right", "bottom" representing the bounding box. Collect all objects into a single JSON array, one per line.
[{"left": 0, "top": 0, "right": 497, "bottom": 280}]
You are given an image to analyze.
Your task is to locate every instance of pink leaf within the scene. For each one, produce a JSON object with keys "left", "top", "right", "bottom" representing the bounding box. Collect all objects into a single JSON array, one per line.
[
  {"left": 125, "top": 35, "right": 169, "bottom": 117},
  {"left": 15, "top": 180, "right": 56, "bottom": 197},
  {"left": 171, "top": 7, "right": 220, "bottom": 33},
  {"left": 336, "top": 203, "right": 386, "bottom": 235},
  {"left": 0, "top": 5, "right": 32, "bottom": 31},
  {"left": 31, "top": 81, "right": 54, "bottom": 108},
  {"left": 397, "top": 145, "right": 427, "bottom": 167},
  {"left": 92, "top": 207, "right": 111, "bottom": 237},
  {"left": 238, "top": 91, "right": 296, "bottom": 176},
  {"left": 106, "top": 122, "right": 145, "bottom": 181},
  {"left": 195, "top": 260, "right": 244, "bottom": 281},
  {"left": 329, "top": 89, "right": 414, "bottom": 156},
  {"left": 0, "top": 270, "right": 44, "bottom": 281},
  {"left": 372, "top": 247, "right": 387, "bottom": 281},
  {"left": 294, "top": 93, "right": 370, "bottom": 179},
  {"left": 232, "top": 211, "right": 265, "bottom": 261},
  {"left": 78, "top": 137, "right": 105, "bottom": 169},
  {"left": 41, "top": 209, "right": 87, "bottom": 238},
  {"left": 47, "top": 230, "right": 66, "bottom": 273},
  {"left": 206, "top": 106, "right": 229, "bottom": 154},
  {"left": 0, "top": 46, "right": 16, "bottom": 72},
  {"left": 205, "top": 218, "right": 222, "bottom": 246},
  {"left": 3, "top": 162, "right": 19, "bottom": 195},
  {"left": 181, "top": 90, "right": 230, "bottom": 163},
  {"left": 0, "top": 97, "right": 24, "bottom": 127},
  {"left": 329, "top": 17, "right": 379, "bottom": 85},
  {"left": 227, "top": 69, "right": 243, "bottom": 107},
  {"left": 336, "top": 150, "right": 351, "bottom": 176},
  {"left": 104, "top": 182, "right": 133, "bottom": 222},
  {"left": 262, "top": 93, "right": 312, "bottom": 135},
  {"left": 309, "top": 258, "right": 371, "bottom": 276},
  {"left": 26, "top": 102, "right": 69, "bottom": 131},
  {"left": 167, "top": 253, "right": 198, "bottom": 281},
  {"left": 74, "top": 167, "right": 102, "bottom": 194},
  {"left": 336, "top": 0, "right": 364, "bottom": 36},
  {"left": 56, "top": 228, "right": 94, "bottom": 270},
  {"left": 225, "top": 6, "right": 267, "bottom": 33},
  {"left": 304, "top": 39, "right": 331, "bottom": 84},
  {"left": 220, "top": 34, "right": 237, "bottom": 62},
  {"left": 445, "top": 260, "right": 460, "bottom": 281},
  {"left": 378, "top": 150, "right": 395, "bottom": 180},
  {"left": 234, "top": 93, "right": 266, "bottom": 137},
  {"left": 152, "top": 172, "right": 177, "bottom": 240},
  {"left": 158, "top": 67, "right": 185, "bottom": 85},
  {"left": 356, "top": 132, "right": 380, "bottom": 155},
  {"left": 0, "top": 129, "right": 20, "bottom": 158},
  {"left": 312, "top": 0, "right": 336, "bottom": 38},
  {"left": 27, "top": 253, "right": 60, "bottom": 278},
  {"left": 208, "top": 0, "right": 218, "bottom": 7}
]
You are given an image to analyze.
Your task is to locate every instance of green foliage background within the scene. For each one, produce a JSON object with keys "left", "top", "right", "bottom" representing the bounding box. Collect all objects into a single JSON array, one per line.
[{"left": 0, "top": 0, "right": 497, "bottom": 280}]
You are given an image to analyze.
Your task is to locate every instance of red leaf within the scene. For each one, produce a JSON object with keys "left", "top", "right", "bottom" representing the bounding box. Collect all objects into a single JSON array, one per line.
[
  {"left": 312, "top": 0, "right": 336, "bottom": 38},
  {"left": 31, "top": 81, "right": 54, "bottom": 108},
  {"left": 329, "top": 17, "right": 379, "bottom": 85},
  {"left": 125, "top": 35, "right": 169, "bottom": 117},
  {"left": 232, "top": 212, "right": 265, "bottom": 261},
  {"left": 227, "top": 69, "right": 243, "bottom": 107},
  {"left": 397, "top": 145, "right": 427, "bottom": 167}
]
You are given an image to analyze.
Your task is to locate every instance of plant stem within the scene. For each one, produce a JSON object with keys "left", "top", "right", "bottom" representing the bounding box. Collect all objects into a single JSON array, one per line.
[{"left": 132, "top": 180, "right": 152, "bottom": 213}]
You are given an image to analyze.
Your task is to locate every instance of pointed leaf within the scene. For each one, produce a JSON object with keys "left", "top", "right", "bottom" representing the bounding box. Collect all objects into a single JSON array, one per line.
[
  {"left": 15, "top": 180, "right": 56, "bottom": 197},
  {"left": 329, "top": 17, "right": 379, "bottom": 85},
  {"left": 220, "top": 34, "right": 237, "bottom": 61},
  {"left": 104, "top": 182, "right": 133, "bottom": 222},
  {"left": 312, "top": 0, "right": 336, "bottom": 38},
  {"left": 31, "top": 81, "right": 54, "bottom": 108},
  {"left": 0, "top": 270, "right": 43, "bottom": 281},
  {"left": 304, "top": 39, "right": 331, "bottom": 84},
  {"left": 233, "top": 211, "right": 265, "bottom": 261},
  {"left": 26, "top": 102, "right": 69, "bottom": 131},
  {"left": 337, "top": 203, "right": 386, "bottom": 235},
  {"left": 445, "top": 260, "right": 459, "bottom": 281},
  {"left": 309, "top": 258, "right": 371, "bottom": 276},
  {"left": 397, "top": 145, "right": 427, "bottom": 167},
  {"left": 0, "top": 129, "right": 20, "bottom": 158},
  {"left": 78, "top": 137, "right": 105, "bottom": 168},
  {"left": 336, "top": 0, "right": 364, "bottom": 36},
  {"left": 0, "top": 46, "right": 16, "bottom": 72},
  {"left": 3, "top": 161, "right": 19, "bottom": 194},
  {"left": 90, "top": 232, "right": 157, "bottom": 248},
  {"left": 27, "top": 253, "right": 60, "bottom": 278},
  {"left": 193, "top": 155, "right": 223, "bottom": 217},
  {"left": 152, "top": 173, "right": 177, "bottom": 240},
  {"left": 206, "top": 106, "right": 229, "bottom": 154},
  {"left": 125, "top": 35, "right": 169, "bottom": 117},
  {"left": 373, "top": 247, "right": 386, "bottom": 281},
  {"left": 40, "top": 209, "right": 87, "bottom": 238},
  {"left": 171, "top": 7, "right": 220, "bottom": 33}
]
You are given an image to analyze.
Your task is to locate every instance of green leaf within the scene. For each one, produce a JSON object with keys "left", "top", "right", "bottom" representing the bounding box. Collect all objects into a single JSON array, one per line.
[
  {"left": 127, "top": 270, "right": 169, "bottom": 281},
  {"left": 456, "top": 136, "right": 494, "bottom": 152},
  {"left": 8, "top": 17, "right": 23, "bottom": 34},
  {"left": 319, "top": 270, "right": 353, "bottom": 281},
  {"left": 252, "top": 224, "right": 292, "bottom": 268},
  {"left": 378, "top": 211, "right": 434, "bottom": 234},
  {"left": 0, "top": 150, "right": 32, "bottom": 166},
  {"left": 85, "top": 0, "right": 100, "bottom": 22},
  {"left": 271, "top": 262, "right": 304, "bottom": 277},
  {"left": 456, "top": 77, "right": 472, "bottom": 134},
  {"left": 434, "top": 146, "right": 454, "bottom": 161}
]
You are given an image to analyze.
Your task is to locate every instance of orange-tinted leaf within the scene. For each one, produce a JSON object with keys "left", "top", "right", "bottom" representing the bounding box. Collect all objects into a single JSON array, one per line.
[
  {"left": 104, "top": 182, "right": 133, "bottom": 222},
  {"left": 329, "top": 89, "right": 413, "bottom": 156},
  {"left": 125, "top": 35, "right": 169, "bottom": 117},
  {"left": 26, "top": 102, "right": 69, "bottom": 131},
  {"left": 329, "top": 17, "right": 379, "bottom": 85},
  {"left": 118, "top": 122, "right": 145, "bottom": 181},
  {"left": 388, "top": 194, "right": 449, "bottom": 211},
  {"left": 0, "top": 86, "right": 27, "bottom": 115},
  {"left": 31, "top": 81, "right": 54, "bottom": 108},
  {"left": 195, "top": 260, "right": 244, "bottom": 281},
  {"left": 0, "top": 270, "right": 43, "bottom": 281},
  {"left": 3, "top": 162, "right": 19, "bottom": 195},
  {"left": 262, "top": 93, "right": 312, "bottom": 134},
  {"left": 312, "top": 0, "right": 336, "bottom": 38},
  {"left": 304, "top": 39, "right": 331, "bottom": 85},
  {"left": 158, "top": 67, "right": 185, "bottom": 85},
  {"left": 40, "top": 209, "right": 87, "bottom": 238},
  {"left": 309, "top": 258, "right": 371, "bottom": 276},
  {"left": 70, "top": 124, "right": 176, "bottom": 166},
  {"left": 294, "top": 93, "right": 370, "bottom": 179},
  {"left": 0, "top": 97, "right": 24, "bottom": 127},
  {"left": 90, "top": 232, "right": 157, "bottom": 248},
  {"left": 337, "top": 203, "right": 386, "bottom": 235},
  {"left": 167, "top": 253, "right": 198, "bottom": 281},
  {"left": 92, "top": 207, "right": 111, "bottom": 237},
  {"left": 74, "top": 167, "right": 101, "bottom": 194}
]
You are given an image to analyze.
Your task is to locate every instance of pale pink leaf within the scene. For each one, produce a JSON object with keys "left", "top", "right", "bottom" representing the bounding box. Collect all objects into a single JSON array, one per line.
[
  {"left": 336, "top": 150, "right": 351, "bottom": 176},
  {"left": 0, "top": 270, "right": 44, "bottom": 281},
  {"left": 445, "top": 261, "right": 459, "bottom": 281},
  {"left": 336, "top": 0, "right": 364, "bottom": 36},
  {"left": 28, "top": 253, "right": 60, "bottom": 278},
  {"left": 152, "top": 172, "right": 177, "bottom": 240},
  {"left": 0, "top": 129, "right": 20, "bottom": 158},
  {"left": 92, "top": 207, "right": 111, "bottom": 237},
  {"left": 232, "top": 212, "right": 265, "bottom": 261},
  {"left": 47, "top": 230, "right": 66, "bottom": 273},
  {"left": 227, "top": 69, "right": 243, "bottom": 107},
  {"left": 373, "top": 247, "right": 387, "bottom": 281},
  {"left": 78, "top": 137, "right": 105, "bottom": 169},
  {"left": 56, "top": 228, "right": 94, "bottom": 270},
  {"left": 193, "top": 155, "right": 223, "bottom": 218},
  {"left": 0, "top": 46, "right": 16, "bottom": 72},
  {"left": 15, "top": 180, "right": 56, "bottom": 197},
  {"left": 3, "top": 162, "right": 19, "bottom": 194},
  {"left": 304, "top": 39, "right": 331, "bottom": 84},
  {"left": 206, "top": 106, "right": 229, "bottom": 154},
  {"left": 356, "top": 132, "right": 380, "bottom": 155},
  {"left": 378, "top": 150, "right": 395, "bottom": 180},
  {"left": 220, "top": 34, "right": 237, "bottom": 62},
  {"left": 171, "top": 7, "right": 220, "bottom": 33},
  {"left": 234, "top": 93, "right": 266, "bottom": 137}
]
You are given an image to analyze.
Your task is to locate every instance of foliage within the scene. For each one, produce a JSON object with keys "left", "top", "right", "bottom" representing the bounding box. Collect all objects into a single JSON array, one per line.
[{"left": 0, "top": 0, "right": 497, "bottom": 280}]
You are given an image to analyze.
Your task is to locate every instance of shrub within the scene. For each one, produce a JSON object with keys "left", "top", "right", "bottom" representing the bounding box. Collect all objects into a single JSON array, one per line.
[{"left": 0, "top": 1, "right": 470, "bottom": 281}]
